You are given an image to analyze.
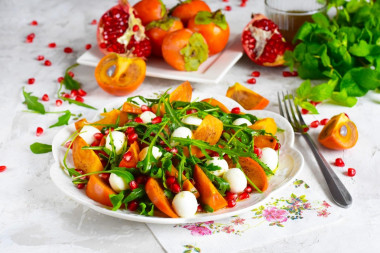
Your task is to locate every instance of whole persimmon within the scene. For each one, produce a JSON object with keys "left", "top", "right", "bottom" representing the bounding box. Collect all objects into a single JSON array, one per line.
[
  {"left": 162, "top": 29, "right": 209, "bottom": 71},
  {"left": 187, "top": 10, "right": 230, "bottom": 55},
  {"left": 133, "top": 0, "right": 167, "bottom": 26},
  {"left": 170, "top": 0, "right": 211, "bottom": 26},
  {"left": 146, "top": 17, "right": 184, "bottom": 57}
]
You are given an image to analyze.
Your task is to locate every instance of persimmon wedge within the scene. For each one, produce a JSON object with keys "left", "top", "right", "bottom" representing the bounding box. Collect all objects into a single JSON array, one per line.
[
  {"left": 201, "top": 98, "right": 230, "bottom": 113},
  {"left": 239, "top": 157, "right": 268, "bottom": 192},
  {"left": 254, "top": 135, "right": 277, "bottom": 149},
  {"left": 75, "top": 109, "right": 128, "bottom": 131},
  {"left": 86, "top": 175, "right": 116, "bottom": 207},
  {"left": 72, "top": 136, "right": 104, "bottom": 174},
  {"left": 119, "top": 141, "right": 140, "bottom": 168},
  {"left": 249, "top": 118, "right": 277, "bottom": 135},
  {"left": 226, "top": 82, "right": 269, "bottom": 110}
]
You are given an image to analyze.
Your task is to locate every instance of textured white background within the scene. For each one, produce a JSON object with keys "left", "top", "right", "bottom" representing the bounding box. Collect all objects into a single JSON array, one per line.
[{"left": 0, "top": 0, "right": 380, "bottom": 252}]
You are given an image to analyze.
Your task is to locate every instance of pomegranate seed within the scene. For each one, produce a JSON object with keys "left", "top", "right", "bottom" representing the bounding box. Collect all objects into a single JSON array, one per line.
[
  {"left": 0, "top": 166, "right": 6, "bottom": 172},
  {"left": 291, "top": 71, "right": 298, "bottom": 76},
  {"left": 128, "top": 200, "right": 139, "bottom": 211},
  {"left": 239, "top": 192, "right": 250, "bottom": 200},
  {"left": 303, "top": 127, "right": 309, "bottom": 133},
  {"left": 141, "top": 105, "right": 151, "bottom": 112},
  {"left": 274, "top": 142, "right": 281, "bottom": 151},
  {"left": 335, "top": 158, "right": 345, "bottom": 167},
  {"left": 91, "top": 19, "right": 97, "bottom": 25},
  {"left": 347, "top": 168, "right": 356, "bottom": 177},
  {"left": 37, "top": 55, "right": 44, "bottom": 61},
  {"left": 99, "top": 173, "right": 110, "bottom": 180},
  {"left": 282, "top": 71, "right": 292, "bottom": 77},
  {"left": 134, "top": 117, "right": 143, "bottom": 123},
  {"left": 57, "top": 76, "right": 64, "bottom": 83},
  {"left": 68, "top": 71, "right": 75, "bottom": 78},
  {"left": 310, "top": 101, "right": 320, "bottom": 106},
  {"left": 344, "top": 113, "right": 350, "bottom": 119},
  {"left": 171, "top": 183, "right": 181, "bottom": 193},
  {"left": 197, "top": 204, "right": 203, "bottom": 212},
  {"left": 91, "top": 139, "right": 100, "bottom": 147},
  {"left": 65, "top": 141, "right": 72, "bottom": 148},
  {"left": 123, "top": 151, "right": 133, "bottom": 162},
  {"left": 48, "top": 42, "right": 56, "bottom": 48},
  {"left": 42, "top": 94, "right": 49, "bottom": 101},
  {"left": 254, "top": 147, "right": 262, "bottom": 158},
  {"left": 320, "top": 118, "right": 329, "bottom": 125},
  {"left": 26, "top": 33, "right": 35, "bottom": 42},
  {"left": 310, "top": 120, "right": 319, "bottom": 128},
  {"left": 75, "top": 96, "right": 84, "bottom": 103},
  {"left": 64, "top": 47, "right": 73, "bottom": 53},
  {"left": 152, "top": 116, "right": 162, "bottom": 124},
  {"left": 126, "top": 127, "right": 135, "bottom": 135},
  {"left": 240, "top": 2, "right": 246, "bottom": 7},
  {"left": 77, "top": 183, "right": 85, "bottom": 189},
  {"left": 62, "top": 93, "right": 70, "bottom": 98},
  {"left": 70, "top": 90, "right": 78, "bottom": 98},
  {"left": 210, "top": 151, "right": 220, "bottom": 157},
  {"left": 92, "top": 133, "right": 102, "bottom": 141},
  {"left": 36, "top": 127, "right": 44, "bottom": 136},
  {"left": 159, "top": 140, "right": 165, "bottom": 146},
  {"left": 28, "top": 78, "right": 35, "bottom": 85},
  {"left": 164, "top": 147, "right": 171, "bottom": 152},
  {"left": 225, "top": 5, "right": 231, "bottom": 11},
  {"left": 55, "top": 99, "right": 63, "bottom": 107},
  {"left": 44, "top": 60, "right": 52, "bottom": 66},
  {"left": 223, "top": 0, "right": 229, "bottom": 2},
  {"left": 128, "top": 132, "right": 138, "bottom": 143},
  {"left": 186, "top": 109, "right": 197, "bottom": 114},
  {"left": 301, "top": 108, "right": 309, "bottom": 114},
  {"left": 136, "top": 175, "right": 147, "bottom": 184},
  {"left": 77, "top": 89, "right": 87, "bottom": 96},
  {"left": 129, "top": 180, "right": 138, "bottom": 190},
  {"left": 225, "top": 191, "right": 238, "bottom": 201},
  {"left": 227, "top": 199, "right": 236, "bottom": 207},
  {"left": 85, "top": 44, "right": 92, "bottom": 50},
  {"left": 244, "top": 185, "right": 253, "bottom": 193},
  {"left": 132, "top": 25, "right": 139, "bottom": 32},
  {"left": 170, "top": 147, "right": 178, "bottom": 154},
  {"left": 166, "top": 176, "right": 176, "bottom": 185},
  {"left": 231, "top": 107, "right": 240, "bottom": 114},
  {"left": 247, "top": 78, "right": 256, "bottom": 84},
  {"left": 30, "top": 20, "right": 38, "bottom": 26},
  {"left": 251, "top": 71, "right": 260, "bottom": 77}
]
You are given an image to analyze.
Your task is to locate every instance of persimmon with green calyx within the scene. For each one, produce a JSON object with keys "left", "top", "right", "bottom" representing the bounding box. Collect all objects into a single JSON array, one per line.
[
  {"left": 146, "top": 17, "right": 184, "bottom": 57},
  {"left": 170, "top": 0, "right": 211, "bottom": 26},
  {"left": 162, "top": 29, "right": 208, "bottom": 71},
  {"left": 188, "top": 10, "right": 230, "bottom": 55},
  {"left": 318, "top": 113, "right": 358, "bottom": 150},
  {"left": 133, "top": 0, "right": 167, "bottom": 26}
]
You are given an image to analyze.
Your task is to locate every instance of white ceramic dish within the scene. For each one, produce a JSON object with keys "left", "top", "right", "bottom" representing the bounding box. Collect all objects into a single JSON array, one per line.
[
  {"left": 51, "top": 94, "right": 304, "bottom": 224},
  {"left": 76, "top": 35, "right": 243, "bottom": 84}
]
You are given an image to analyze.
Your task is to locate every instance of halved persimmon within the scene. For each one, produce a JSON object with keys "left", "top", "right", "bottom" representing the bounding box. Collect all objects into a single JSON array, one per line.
[
  {"left": 95, "top": 53, "right": 146, "bottom": 96},
  {"left": 170, "top": 0, "right": 211, "bottom": 26},
  {"left": 318, "top": 113, "right": 358, "bottom": 150},
  {"left": 226, "top": 82, "right": 269, "bottom": 110},
  {"left": 133, "top": 0, "right": 167, "bottom": 26}
]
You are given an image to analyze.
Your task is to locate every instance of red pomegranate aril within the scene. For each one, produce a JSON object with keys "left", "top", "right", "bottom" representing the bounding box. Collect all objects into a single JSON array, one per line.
[
  {"left": 55, "top": 99, "right": 63, "bottom": 107},
  {"left": 85, "top": 44, "right": 92, "bottom": 50},
  {"left": 310, "top": 120, "right": 319, "bottom": 128},
  {"left": 132, "top": 25, "right": 139, "bottom": 32},
  {"left": 225, "top": 191, "right": 238, "bottom": 201},
  {"left": 152, "top": 116, "right": 162, "bottom": 124},
  {"left": 62, "top": 93, "right": 70, "bottom": 98},
  {"left": 303, "top": 127, "right": 309, "bottom": 133},
  {"left": 141, "top": 105, "right": 151, "bottom": 112},
  {"left": 197, "top": 204, "right": 203, "bottom": 212},
  {"left": 77, "top": 183, "right": 85, "bottom": 189},
  {"left": 36, "top": 127, "right": 44, "bottom": 136},
  {"left": 186, "top": 109, "right": 198, "bottom": 114},
  {"left": 136, "top": 175, "right": 147, "bottom": 184},
  {"left": 30, "top": 20, "right": 38, "bottom": 26},
  {"left": 166, "top": 176, "right": 176, "bottom": 185},
  {"left": 344, "top": 113, "right": 350, "bottom": 119},
  {"left": 170, "top": 147, "right": 178, "bottom": 154},
  {"left": 91, "top": 19, "right": 97, "bottom": 25},
  {"left": 64, "top": 47, "right": 73, "bottom": 53},
  {"left": 164, "top": 147, "right": 171, "bottom": 152},
  {"left": 274, "top": 142, "right": 281, "bottom": 151},
  {"left": 282, "top": 71, "right": 292, "bottom": 77},
  {"left": 0, "top": 166, "right": 6, "bottom": 172},
  {"left": 223, "top": 0, "right": 229, "bottom": 2},
  {"left": 227, "top": 199, "right": 236, "bottom": 208},
  {"left": 128, "top": 200, "right": 139, "bottom": 211},
  {"left": 225, "top": 5, "right": 231, "bottom": 11},
  {"left": 291, "top": 71, "right": 298, "bottom": 76},
  {"left": 231, "top": 107, "right": 240, "bottom": 114},
  {"left": 70, "top": 90, "right": 78, "bottom": 98},
  {"left": 320, "top": 119, "right": 329, "bottom": 126},
  {"left": 57, "top": 76, "right": 64, "bottom": 83},
  {"left": 91, "top": 139, "right": 100, "bottom": 147},
  {"left": 240, "top": 2, "right": 246, "bottom": 7},
  {"left": 44, "top": 60, "right": 52, "bottom": 66},
  {"left": 129, "top": 180, "right": 138, "bottom": 190},
  {"left": 99, "top": 173, "right": 110, "bottom": 180},
  {"left": 26, "top": 33, "right": 35, "bottom": 41},
  {"left": 134, "top": 117, "right": 143, "bottom": 123},
  {"left": 65, "top": 141, "right": 72, "bottom": 148},
  {"left": 48, "top": 42, "right": 56, "bottom": 48},
  {"left": 28, "top": 78, "right": 35, "bottom": 85},
  {"left": 251, "top": 71, "right": 261, "bottom": 77},
  {"left": 244, "top": 185, "right": 253, "bottom": 193},
  {"left": 171, "top": 183, "right": 181, "bottom": 193},
  {"left": 239, "top": 192, "right": 250, "bottom": 200},
  {"left": 42, "top": 94, "right": 49, "bottom": 101},
  {"left": 68, "top": 71, "right": 75, "bottom": 78},
  {"left": 254, "top": 146, "right": 262, "bottom": 158},
  {"left": 310, "top": 101, "right": 320, "bottom": 106},
  {"left": 37, "top": 55, "right": 45, "bottom": 61},
  {"left": 123, "top": 151, "right": 133, "bottom": 162},
  {"left": 93, "top": 133, "right": 104, "bottom": 141},
  {"left": 247, "top": 78, "right": 256, "bottom": 84},
  {"left": 77, "top": 89, "right": 87, "bottom": 96},
  {"left": 347, "top": 168, "right": 356, "bottom": 177},
  {"left": 75, "top": 96, "right": 84, "bottom": 103},
  {"left": 301, "top": 108, "right": 309, "bottom": 115},
  {"left": 128, "top": 132, "right": 138, "bottom": 143},
  {"left": 126, "top": 127, "right": 135, "bottom": 135},
  {"left": 335, "top": 158, "right": 345, "bottom": 167}
]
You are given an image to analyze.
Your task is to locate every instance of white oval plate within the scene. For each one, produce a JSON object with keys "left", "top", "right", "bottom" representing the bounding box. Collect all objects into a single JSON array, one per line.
[{"left": 50, "top": 94, "right": 304, "bottom": 224}]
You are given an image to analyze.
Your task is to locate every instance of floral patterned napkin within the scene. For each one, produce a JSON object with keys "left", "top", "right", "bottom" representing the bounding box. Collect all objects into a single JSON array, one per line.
[{"left": 147, "top": 164, "right": 343, "bottom": 253}]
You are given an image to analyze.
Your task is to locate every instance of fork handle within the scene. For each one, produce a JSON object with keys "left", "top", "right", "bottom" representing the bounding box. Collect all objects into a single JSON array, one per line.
[{"left": 301, "top": 133, "right": 352, "bottom": 208}]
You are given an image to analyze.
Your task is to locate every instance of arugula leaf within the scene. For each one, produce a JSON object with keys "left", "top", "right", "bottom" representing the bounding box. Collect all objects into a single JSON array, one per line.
[
  {"left": 22, "top": 88, "right": 45, "bottom": 114},
  {"left": 60, "top": 97, "right": 97, "bottom": 110},
  {"left": 49, "top": 110, "right": 71, "bottom": 128},
  {"left": 124, "top": 187, "right": 146, "bottom": 203},
  {"left": 110, "top": 191, "right": 125, "bottom": 211},
  {"left": 30, "top": 142, "right": 52, "bottom": 154},
  {"left": 61, "top": 64, "right": 81, "bottom": 90},
  {"left": 138, "top": 202, "right": 155, "bottom": 216}
]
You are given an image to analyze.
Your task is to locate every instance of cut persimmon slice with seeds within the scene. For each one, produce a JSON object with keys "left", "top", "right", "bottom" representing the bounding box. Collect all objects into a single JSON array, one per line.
[
  {"left": 318, "top": 113, "right": 358, "bottom": 150},
  {"left": 226, "top": 82, "right": 269, "bottom": 110},
  {"left": 95, "top": 53, "right": 146, "bottom": 96}
]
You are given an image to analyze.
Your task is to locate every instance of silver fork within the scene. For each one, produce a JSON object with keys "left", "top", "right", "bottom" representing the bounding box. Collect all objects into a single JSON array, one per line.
[{"left": 278, "top": 91, "right": 352, "bottom": 208}]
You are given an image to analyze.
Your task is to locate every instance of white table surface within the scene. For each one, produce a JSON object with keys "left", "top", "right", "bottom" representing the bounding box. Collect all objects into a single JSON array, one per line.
[{"left": 1, "top": 0, "right": 379, "bottom": 252}]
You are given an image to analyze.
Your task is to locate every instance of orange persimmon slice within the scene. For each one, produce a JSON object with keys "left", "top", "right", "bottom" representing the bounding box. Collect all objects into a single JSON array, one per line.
[
  {"left": 254, "top": 135, "right": 277, "bottom": 149},
  {"left": 75, "top": 109, "right": 128, "bottom": 131},
  {"left": 122, "top": 102, "right": 143, "bottom": 114},
  {"left": 239, "top": 157, "right": 268, "bottom": 192},
  {"left": 145, "top": 178, "right": 179, "bottom": 218},
  {"left": 193, "top": 164, "right": 227, "bottom": 211},
  {"left": 119, "top": 141, "right": 140, "bottom": 168},
  {"left": 167, "top": 166, "right": 200, "bottom": 198},
  {"left": 226, "top": 82, "right": 269, "bottom": 110},
  {"left": 318, "top": 113, "right": 358, "bottom": 150},
  {"left": 201, "top": 98, "right": 230, "bottom": 113},
  {"left": 249, "top": 118, "right": 277, "bottom": 135},
  {"left": 72, "top": 136, "right": 104, "bottom": 174},
  {"left": 86, "top": 175, "right": 116, "bottom": 207}
]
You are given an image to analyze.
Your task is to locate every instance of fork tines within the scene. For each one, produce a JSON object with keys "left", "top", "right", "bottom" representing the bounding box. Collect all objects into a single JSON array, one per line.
[{"left": 277, "top": 91, "right": 306, "bottom": 133}]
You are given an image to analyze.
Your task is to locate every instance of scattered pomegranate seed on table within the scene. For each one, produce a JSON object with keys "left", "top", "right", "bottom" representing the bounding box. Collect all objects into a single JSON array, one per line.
[
  {"left": 75, "top": 96, "right": 84, "bottom": 103},
  {"left": 301, "top": 108, "right": 309, "bottom": 114},
  {"left": 28, "top": 78, "right": 35, "bottom": 85},
  {"left": 77, "top": 89, "right": 87, "bottom": 96},
  {"left": 68, "top": 71, "right": 74, "bottom": 78},
  {"left": 225, "top": 5, "right": 231, "bottom": 11},
  {"left": 85, "top": 44, "right": 92, "bottom": 50},
  {"left": 48, "top": 42, "right": 56, "bottom": 48},
  {"left": 310, "top": 101, "right": 320, "bottom": 106},
  {"left": 30, "top": 20, "right": 38, "bottom": 26},
  {"left": 231, "top": 107, "right": 240, "bottom": 114},
  {"left": 26, "top": 33, "right": 35, "bottom": 43},
  {"left": 42, "top": 94, "right": 49, "bottom": 101},
  {"left": 64, "top": 47, "right": 73, "bottom": 53},
  {"left": 335, "top": 158, "right": 345, "bottom": 167},
  {"left": 62, "top": 93, "right": 70, "bottom": 98},
  {"left": 303, "top": 127, "right": 309, "bottom": 133},
  {"left": 91, "top": 19, "right": 97, "bottom": 25},
  {"left": 251, "top": 71, "right": 260, "bottom": 77},
  {"left": 310, "top": 120, "right": 319, "bottom": 128},
  {"left": 247, "top": 78, "right": 256, "bottom": 84},
  {"left": 282, "top": 71, "right": 292, "bottom": 77},
  {"left": 240, "top": 2, "right": 246, "bottom": 7},
  {"left": 347, "top": 168, "right": 356, "bottom": 177},
  {"left": 70, "top": 90, "right": 78, "bottom": 98},
  {"left": 37, "top": 55, "right": 44, "bottom": 61},
  {"left": 0, "top": 166, "right": 6, "bottom": 172},
  {"left": 320, "top": 118, "right": 329, "bottom": 125},
  {"left": 57, "top": 76, "right": 64, "bottom": 83},
  {"left": 44, "top": 60, "right": 52, "bottom": 66},
  {"left": 55, "top": 99, "right": 62, "bottom": 107},
  {"left": 223, "top": 0, "right": 229, "bottom": 2},
  {"left": 36, "top": 127, "right": 44, "bottom": 136}
]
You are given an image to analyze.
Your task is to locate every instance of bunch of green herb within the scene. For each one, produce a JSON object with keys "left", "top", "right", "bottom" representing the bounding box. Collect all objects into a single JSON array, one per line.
[{"left": 285, "top": 0, "right": 380, "bottom": 113}]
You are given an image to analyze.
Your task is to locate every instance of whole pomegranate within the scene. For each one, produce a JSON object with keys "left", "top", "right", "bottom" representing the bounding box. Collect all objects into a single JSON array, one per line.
[
  {"left": 97, "top": 0, "right": 151, "bottom": 57},
  {"left": 241, "top": 14, "right": 291, "bottom": 66}
]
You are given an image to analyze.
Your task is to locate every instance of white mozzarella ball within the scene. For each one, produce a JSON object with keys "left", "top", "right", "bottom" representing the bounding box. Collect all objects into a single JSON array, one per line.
[
  {"left": 139, "top": 146, "right": 162, "bottom": 161},
  {"left": 232, "top": 118, "right": 252, "bottom": 126},
  {"left": 170, "top": 127, "right": 193, "bottom": 146},
  {"left": 223, "top": 168, "right": 247, "bottom": 193},
  {"left": 109, "top": 173, "right": 129, "bottom": 193},
  {"left": 105, "top": 131, "right": 126, "bottom": 155},
  {"left": 140, "top": 111, "right": 157, "bottom": 123},
  {"left": 79, "top": 125, "right": 101, "bottom": 145},
  {"left": 260, "top": 147, "right": 279, "bottom": 171},
  {"left": 206, "top": 157, "right": 229, "bottom": 177},
  {"left": 182, "top": 115, "right": 203, "bottom": 126},
  {"left": 172, "top": 191, "right": 198, "bottom": 218}
]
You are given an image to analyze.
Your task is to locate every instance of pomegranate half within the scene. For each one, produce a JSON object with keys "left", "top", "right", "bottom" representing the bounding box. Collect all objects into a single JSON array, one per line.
[
  {"left": 241, "top": 14, "right": 291, "bottom": 67},
  {"left": 97, "top": 0, "right": 151, "bottom": 58}
]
